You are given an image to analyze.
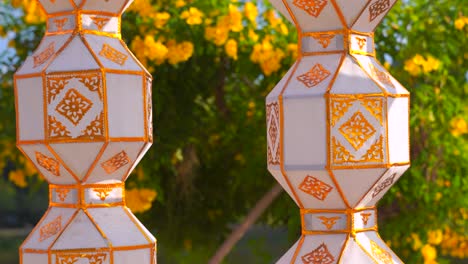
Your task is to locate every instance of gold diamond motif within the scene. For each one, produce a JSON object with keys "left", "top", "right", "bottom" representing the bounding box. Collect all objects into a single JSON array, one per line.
[
  {"left": 299, "top": 176, "right": 333, "bottom": 201},
  {"left": 55, "top": 89, "right": 93, "bottom": 126},
  {"left": 301, "top": 243, "right": 334, "bottom": 264},
  {"left": 339, "top": 111, "right": 376, "bottom": 150},
  {"left": 267, "top": 102, "right": 280, "bottom": 165},
  {"left": 293, "top": 0, "right": 328, "bottom": 18},
  {"left": 297, "top": 63, "right": 331, "bottom": 88}
]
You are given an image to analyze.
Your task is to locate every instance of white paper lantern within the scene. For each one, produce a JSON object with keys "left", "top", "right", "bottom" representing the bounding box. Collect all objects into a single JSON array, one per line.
[
  {"left": 14, "top": 1, "right": 156, "bottom": 263},
  {"left": 266, "top": 1, "right": 410, "bottom": 263}
]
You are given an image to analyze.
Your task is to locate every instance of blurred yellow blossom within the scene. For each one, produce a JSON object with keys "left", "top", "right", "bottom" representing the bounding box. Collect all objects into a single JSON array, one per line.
[
  {"left": 404, "top": 54, "right": 440, "bottom": 76},
  {"left": 126, "top": 188, "right": 157, "bottom": 214},
  {"left": 151, "top": 12, "right": 171, "bottom": 28},
  {"left": 265, "top": 10, "right": 281, "bottom": 27},
  {"left": 225, "top": 39, "right": 238, "bottom": 60},
  {"left": 180, "top": 7, "right": 204, "bottom": 25},
  {"left": 428, "top": 230, "right": 443, "bottom": 245},
  {"left": 205, "top": 23, "right": 229, "bottom": 46},
  {"left": 250, "top": 38, "right": 285, "bottom": 76},
  {"left": 24, "top": 0, "right": 46, "bottom": 24},
  {"left": 450, "top": 117, "right": 468, "bottom": 137},
  {"left": 411, "top": 233, "right": 423, "bottom": 250},
  {"left": 244, "top": 2, "right": 258, "bottom": 24},
  {"left": 287, "top": 43, "right": 298, "bottom": 60},
  {"left": 9, "top": 170, "right": 27, "bottom": 188},
  {"left": 454, "top": 16, "right": 467, "bottom": 30},
  {"left": 175, "top": 0, "right": 186, "bottom": 8},
  {"left": 127, "top": 0, "right": 153, "bottom": 16},
  {"left": 421, "top": 244, "right": 437, "bottom": 264},
  {"left": 441, "top": 227, "right": 468, "bottom": 258},
  {"left": 167, "top": 40, "right": 194, "bottom": 65},
  {"left": 248, "top": 29, "right": 259, "bottom": 42},
  {"left": 226, "top": 4, "right": 243, "bottom": 32}
]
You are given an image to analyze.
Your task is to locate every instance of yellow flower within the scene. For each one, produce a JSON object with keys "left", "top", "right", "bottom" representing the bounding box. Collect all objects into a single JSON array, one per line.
[
  {"left": 9, "top": 170, "right": 27, "bottom": 188},
  {"left": 248, "top": 29, "right": 259, "bottom": 42},
  {"left": 404, "top": 59, "right": 421, "bottom": 76},
  {"left": 180, "top": 7, "right": 204, "bottom": 25},
  {"left": 412, "top": 54, "right": 425, "bottom": 65},
  {"left": 127, "top": 0, "right": 153, "bottom": 17},
  {"left": 450, "top": 117, "right": 468, "bottom": 137},
  {"left": 422, "top": 56, "right": 441, "bottom": 73},
  {"left": 24, "top": 0, "right": 46, "bottom": 24},
  {"left": 227, "top": 4, "right": 243, "bottom": 32},
  {"left": 265, "top": 10, "right": 281, "bottom": 27},
  {"left": 428, "top": 230, "right": 443, "bottom": 245},
  {"left": 454, "top": 17, "right": 466, "bottom": 30},
  {"left": 250, "top": 38, "right": 285, "bottom": 76},
  {"left": 244, "top": 2, "right": 258, "bottom": 23},
  {"left": 287, "top": 43, "right": 298, "bottom": 60},
  {"left": 421, "top": 244, "right": 437, "bottom": 263},
  {"left": 411, "top": 233, "right": 423, "bottom": 250},
  {"left": 278, "top": 23, "right": 289, "bottom": 35},
  {"left": 175, "top": 0, "right": 186, "bottom": 8},
  {"left": 167, "top": 40, "right": 194, "bottom": 65},
  {"left": 151, "top": 12, "right": 171, "bottom": 28},
  {"left": 126, "top": 188, "right": 157, "bottom": 214},
  {"left": 225, "top": 39, "right": 238, "bottom": 60},
  {"left": 205, "top": 24, "right": 229, "bottom": 46}
]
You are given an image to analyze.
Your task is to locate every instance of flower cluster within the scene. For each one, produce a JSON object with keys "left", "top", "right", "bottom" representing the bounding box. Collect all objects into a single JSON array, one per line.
[
  {"left": 404, "top": 54, "right": 441, "bottom": 76},
  {"left": 125, "top": 188, "right": 157, "bottom": 214},
  {"left": 450, "top": 117, "right": 468, "bottom": 137},
  {"left": 454, "top": 16, "right": 468, "bottom": 30}
]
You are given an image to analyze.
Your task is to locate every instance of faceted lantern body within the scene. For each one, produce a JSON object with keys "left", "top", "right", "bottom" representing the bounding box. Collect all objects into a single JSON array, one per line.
[
  {"left": 14, "top": 1, "right": 155, "bottom": 263},
  {"left": 266, "top": 1, "right": 410, "bottom": 263}
]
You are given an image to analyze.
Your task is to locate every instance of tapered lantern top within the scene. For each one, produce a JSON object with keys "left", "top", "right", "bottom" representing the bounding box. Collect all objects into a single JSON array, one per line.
[{"left": 37, "top": 0, "right": 133, "bottom": 15}]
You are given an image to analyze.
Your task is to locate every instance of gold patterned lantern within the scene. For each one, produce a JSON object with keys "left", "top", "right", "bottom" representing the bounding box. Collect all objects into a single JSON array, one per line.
[
  {"left": 266, "top": 0, "right": 410, "bottom": 263},
  {"left": 14, "top": 1, "right": 155, "bottom": 263}
]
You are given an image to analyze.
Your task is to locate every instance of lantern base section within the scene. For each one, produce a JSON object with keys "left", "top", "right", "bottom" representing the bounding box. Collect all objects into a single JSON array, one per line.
[
  {"left": 19, "top": 206, "right": 156, "bottom": 264},
  {"left": 276, "top": 231, "right": 402, "bottom": 264}
]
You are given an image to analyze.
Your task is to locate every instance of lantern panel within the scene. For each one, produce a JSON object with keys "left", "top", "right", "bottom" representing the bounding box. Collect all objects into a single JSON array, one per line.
[
  {"left": 47, "top": 14, "right": 76, "bottom": 34},
  {"left": 19, "top": 144, "right": 78, "bottom": 184},
  {"left": 328, "top": 96, "right": 388, "bottom": 168},
  {"left": 340, "top": 239, "right": 377, "bottom": 263},
  {"left": 330, "top": 56, "right": 384, "bottom": 95},
  {"left": 356, "top": 165, "right": 409, "bottom": 207},
  {"left": 84, "top": 35, "right": 145, "bottom": 72},
  {"left": 44, "top": 70, "right": 105, "bottom": 142},
  {"left": 284, "top": 97, "right": 327, "bottom": 166},
  {"left": 283, "top": 55, "right": 343, "bottom": 97},
  {"left": 351, "top": 0, "right": 398, "bottom": 32},
  {"left": 81, "top": 14, "right": 120, "bottom": 34},
  {"left": 15, "top": 77, "right": 45, "bottom": 141},
  {"left": 335, "top": 0, "right": 370, "bottom": 27},
  {"left": 87, "top": 207, "right": 154, "bottom": 247},
  {"left": 21, "top": 207, "right": 76, "bottom": 250},
  {"left": 303, "top": 212, "right": 348, "bottom": 231},
  {"left": 387, "top": 97, "right": 410, "bottom": 164},
  {"left": 51, "top": 210, "right": 109, "bottom": 250},
  {"left": 353, "top": 55, "right": 409, "bottom": 95},
  {"left": 84, "top": 141, "right": 146, "bottom": 184},
  {"left": 332, "top": 169, "right": 386, "bottom": 207},
  {"left": 106, "top": 73, "right": 145, "bottom": 138},
  {"left": 113, "top": 248, "right": 154, "bottom": 264},
  {"left": 22, "top": 253, "right": 48, "bottom": 264},
  {"left": 355, "top": 231, "right": 404, "bottom": 264},
  {"left": 46, "top": 36, "right": 101, "bottom": 72},
  {"left": 37, "top": 0, "right": 75, "bottom": 15},
  {"left": 80, "top": 0, "right": 130, "bottom": 14},
  {"left": 294, "top": 234, "right": 348, "bottom": 264},
  {"left": 49, "top": 143, "right": 105, "bottom": 181},
  {"left": 283, "top": 0, "right": 343, "bottom": 32},
  {"left": 16, "top": 35, "right": 71, "bottom": 76},
  {"left": 287, "top": 171, "right": 347, "bottom": 209}
]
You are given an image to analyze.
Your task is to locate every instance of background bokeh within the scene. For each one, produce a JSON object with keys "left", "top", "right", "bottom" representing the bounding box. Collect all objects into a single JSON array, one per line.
[{"left": 0, "top": 0, "right": 467, "bottom": 263}]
